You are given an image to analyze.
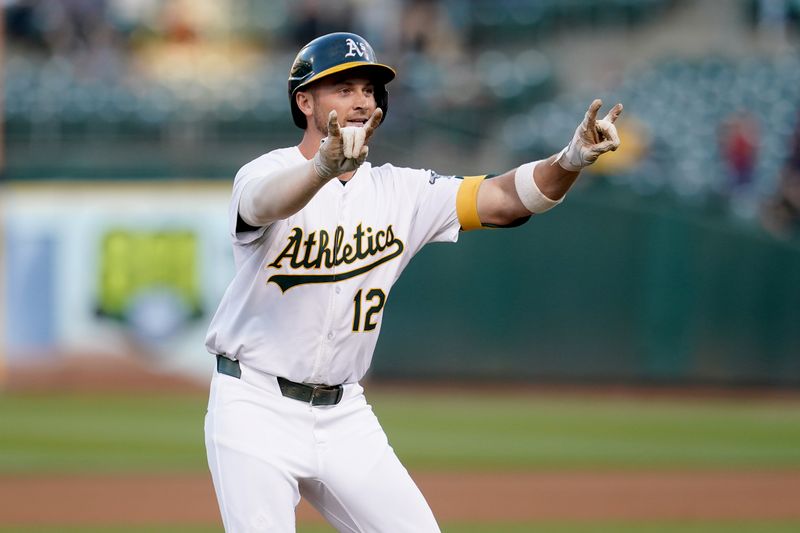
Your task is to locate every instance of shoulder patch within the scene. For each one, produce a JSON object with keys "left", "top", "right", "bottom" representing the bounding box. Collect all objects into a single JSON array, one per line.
[{"left": 428, "top": 171, "right": 455, "bottom": 185}]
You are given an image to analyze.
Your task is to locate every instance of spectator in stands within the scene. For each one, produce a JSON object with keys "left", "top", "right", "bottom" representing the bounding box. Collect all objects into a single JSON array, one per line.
[
  {"left": 400, "top": 0, "right": 462, "bottom": 62},
  {"left": 352, "top": 0, "right": 403, "bottom": 59},
  {"left": 289, "top": 0, "right": 354, "bottom": 49},
  {"left": 5, "top": 0, "right": 42, "bottom": 49},
  {"left": 720, "top": 112, "right": 759, "bottom": 195}
]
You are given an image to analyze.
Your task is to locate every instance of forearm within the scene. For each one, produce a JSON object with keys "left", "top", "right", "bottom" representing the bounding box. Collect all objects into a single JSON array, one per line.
[
  {"left": 475, "top": 156, "right": 578, "bottom": 227},
  {"left": 531, "top": 154, "right": 580, "bottom": 201},
  {"left": 239, "top": 159, "right": 328, "bottom": 227}
]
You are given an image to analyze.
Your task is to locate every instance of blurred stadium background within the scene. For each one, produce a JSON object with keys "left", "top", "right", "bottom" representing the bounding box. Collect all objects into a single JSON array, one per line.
[{"left": 1, "top": 0, "right": 800, "bottom": 532}]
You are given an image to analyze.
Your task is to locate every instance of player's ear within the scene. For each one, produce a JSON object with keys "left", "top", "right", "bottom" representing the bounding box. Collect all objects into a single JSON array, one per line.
[{"left": 296, "top": 91, "right": 314, "bottom": 119}]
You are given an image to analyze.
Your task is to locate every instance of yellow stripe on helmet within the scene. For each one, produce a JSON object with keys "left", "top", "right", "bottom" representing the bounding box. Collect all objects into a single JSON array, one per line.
[{"left": 294, "top": 62, "right": 397, "bottom": 93}]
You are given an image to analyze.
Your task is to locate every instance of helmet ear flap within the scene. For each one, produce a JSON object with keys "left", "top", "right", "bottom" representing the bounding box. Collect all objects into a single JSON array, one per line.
[
  {"left": 375, "top": 86, "right": 389, "bottom": 125},
  {"left": 291, "top": 106, "right": 307, "bottom": 129},
  {"left": 291, "top": 91, "right": 309, "bottom": 129}
]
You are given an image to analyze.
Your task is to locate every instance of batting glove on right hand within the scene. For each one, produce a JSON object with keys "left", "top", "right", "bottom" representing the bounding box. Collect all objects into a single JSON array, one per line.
[
  {"left": 554, "top": 99, "right": 623, "bottom": 172},
  {"left": 313, "top": 108, "right": 382, "bottom": 180}
]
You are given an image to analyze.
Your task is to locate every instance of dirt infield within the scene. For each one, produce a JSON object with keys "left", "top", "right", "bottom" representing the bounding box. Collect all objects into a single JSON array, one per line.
[{"left": 2, "top": 470, "right": 800, "bottom": 526}]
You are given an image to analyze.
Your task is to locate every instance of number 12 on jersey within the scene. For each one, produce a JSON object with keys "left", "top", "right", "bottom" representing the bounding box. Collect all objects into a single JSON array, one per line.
[{"left": 352, "top": 288, "right": 386, "bottom": 332}]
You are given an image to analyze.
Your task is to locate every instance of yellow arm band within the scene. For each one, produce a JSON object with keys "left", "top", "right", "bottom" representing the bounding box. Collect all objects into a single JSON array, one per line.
[{"left": 455, "top": 175, "right": 486, "bottom": 231}]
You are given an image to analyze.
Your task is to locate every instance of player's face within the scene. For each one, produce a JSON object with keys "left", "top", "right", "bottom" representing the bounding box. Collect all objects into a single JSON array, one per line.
[{"left": 306, "top": 75, "right": 377, "bottom": 134}]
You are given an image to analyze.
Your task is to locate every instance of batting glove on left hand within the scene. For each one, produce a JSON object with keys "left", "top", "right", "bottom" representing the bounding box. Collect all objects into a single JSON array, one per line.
[{"left": 555, "top": 99, "right": 623, "bottom": 172}]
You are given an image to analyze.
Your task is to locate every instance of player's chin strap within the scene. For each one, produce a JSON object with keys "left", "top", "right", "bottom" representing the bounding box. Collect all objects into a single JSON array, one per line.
[{"left": 456, "top": 174, "right": 532, "bottom": 231}]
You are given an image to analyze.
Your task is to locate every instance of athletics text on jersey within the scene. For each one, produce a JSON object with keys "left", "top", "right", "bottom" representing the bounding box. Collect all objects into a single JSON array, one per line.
[{"left": 267, "top": 224, "right": 404, "bottom": 292}]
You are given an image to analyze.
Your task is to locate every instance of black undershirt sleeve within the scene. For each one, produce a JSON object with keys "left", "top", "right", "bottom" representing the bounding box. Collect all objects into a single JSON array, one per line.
[{"left": 236, "top": 213, "right": 261, "bottom": 234}]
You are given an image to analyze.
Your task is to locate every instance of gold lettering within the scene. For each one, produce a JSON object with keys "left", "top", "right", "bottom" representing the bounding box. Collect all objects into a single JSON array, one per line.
[{"left": 268, "top": 223, "right": 402, "bottom": 275}]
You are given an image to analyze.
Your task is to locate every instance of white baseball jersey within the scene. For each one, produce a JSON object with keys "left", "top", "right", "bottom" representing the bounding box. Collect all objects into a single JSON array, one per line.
[{"left": 205, "top": 146, "right": 463, "bottom": 385}]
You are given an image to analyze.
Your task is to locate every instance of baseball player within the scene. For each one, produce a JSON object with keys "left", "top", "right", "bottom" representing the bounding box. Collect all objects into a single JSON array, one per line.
[{"left": 204, "top": 32, "right": 622, "bottom": 532}]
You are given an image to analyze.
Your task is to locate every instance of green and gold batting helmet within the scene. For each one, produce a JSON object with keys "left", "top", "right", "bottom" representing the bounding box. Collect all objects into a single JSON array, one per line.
[{"left": 288, "top": 32, "right": 396, "bottom": 129}]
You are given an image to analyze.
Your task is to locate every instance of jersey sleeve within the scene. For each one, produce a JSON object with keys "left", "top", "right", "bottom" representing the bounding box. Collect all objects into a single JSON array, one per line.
[
  {"left": 228, "top": 157, "right": 282, "bottom": 245},
  {"left": 406, "top": 169, "right": 463, "bottom": 247}
]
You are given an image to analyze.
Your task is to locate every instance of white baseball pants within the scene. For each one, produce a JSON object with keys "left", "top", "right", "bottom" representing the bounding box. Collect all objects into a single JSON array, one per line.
[{"left": 204, "top": 363, "right": 440, "bottom": 532}]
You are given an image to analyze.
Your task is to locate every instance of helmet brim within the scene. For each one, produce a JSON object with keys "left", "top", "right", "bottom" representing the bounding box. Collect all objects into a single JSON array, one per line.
[{"left": 292, "top": 62, "right": 396, "bottom": 94}]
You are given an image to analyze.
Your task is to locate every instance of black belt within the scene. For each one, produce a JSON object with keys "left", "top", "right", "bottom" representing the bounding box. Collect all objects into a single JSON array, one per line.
[{"left": 216, "top": 355, "right": 343, "bottom": 406}]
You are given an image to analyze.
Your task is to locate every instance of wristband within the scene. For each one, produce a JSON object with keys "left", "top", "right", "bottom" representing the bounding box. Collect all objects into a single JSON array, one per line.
[{"left": 514, "top": 161, "right": 563, "bottom": 214}]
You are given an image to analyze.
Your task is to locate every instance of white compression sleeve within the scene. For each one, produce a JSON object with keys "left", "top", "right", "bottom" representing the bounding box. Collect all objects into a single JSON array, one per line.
[{"left": 238, "top": 159, "right": 327, "bottom": 227}]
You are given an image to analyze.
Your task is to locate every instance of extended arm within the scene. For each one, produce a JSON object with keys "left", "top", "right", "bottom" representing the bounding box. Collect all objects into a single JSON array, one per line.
[
  {"left": 475, "top": 100, "right": 623, "bottom": 227},
  {"left": 239, "top": 159, "right": 329, "bottom": 227},
  {"left": 238, "top": 109, "right": 382, "bottom": 227}
]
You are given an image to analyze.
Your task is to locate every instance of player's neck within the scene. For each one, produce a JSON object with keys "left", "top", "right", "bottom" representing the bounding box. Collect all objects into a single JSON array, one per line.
[{"left": 297, "top": 130, "right": 322, "bottom": 161}]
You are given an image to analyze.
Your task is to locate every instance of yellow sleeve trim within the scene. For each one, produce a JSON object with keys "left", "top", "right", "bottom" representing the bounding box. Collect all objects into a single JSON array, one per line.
[{"left": 456, "top": 175, "right": 486, "bottom": 231}]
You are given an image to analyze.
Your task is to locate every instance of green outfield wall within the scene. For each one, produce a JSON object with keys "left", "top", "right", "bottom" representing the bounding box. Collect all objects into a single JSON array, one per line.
[
  {"left": 374, "top": 184, "right": 800, "bottom": 385},
  {"left": 2, "top": 181, "right": 798, "bottom": 386}
]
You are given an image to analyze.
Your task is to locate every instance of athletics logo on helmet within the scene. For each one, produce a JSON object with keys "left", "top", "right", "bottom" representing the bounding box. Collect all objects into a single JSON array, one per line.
[
  {"left": 288, "top": 32, "right": 396, "bottom": 129},
  {"left": 344, "top": 38, "right": 368, "bottom": 59}
]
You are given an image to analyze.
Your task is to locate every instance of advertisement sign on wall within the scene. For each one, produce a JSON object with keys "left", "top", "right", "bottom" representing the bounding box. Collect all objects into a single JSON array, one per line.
[{"left": 0, "top": 181, "right": 234, "bottom": 381}]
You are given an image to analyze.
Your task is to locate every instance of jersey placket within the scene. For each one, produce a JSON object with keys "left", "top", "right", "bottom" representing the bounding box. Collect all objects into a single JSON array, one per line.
[{"left": 309, "top": 182, "right": 348, "bottom": 384}]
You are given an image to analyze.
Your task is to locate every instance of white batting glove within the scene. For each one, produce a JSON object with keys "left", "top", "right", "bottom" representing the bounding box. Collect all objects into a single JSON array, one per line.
[
  {"left": 554, "top": 99, "right": 623, "bottom": 172},
  {"left": 313, "top": 108, "right": 382, "bottom": 180}
]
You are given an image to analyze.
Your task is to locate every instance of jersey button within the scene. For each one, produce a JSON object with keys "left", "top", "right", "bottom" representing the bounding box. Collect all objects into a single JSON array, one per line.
[
  {"left": 327, "top": 332, "right": 334, "bottom": 340},
  {"left": 335, "top": 286, "right": 341, "bottom": 294}
]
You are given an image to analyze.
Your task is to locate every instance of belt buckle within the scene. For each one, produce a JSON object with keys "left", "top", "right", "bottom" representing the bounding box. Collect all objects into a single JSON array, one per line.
[
  {"left": 309, "top": 385, "right": 324, "bottom": 406},
  {"left": 309, "top": 384, "right": 343, "bottom": 406}
]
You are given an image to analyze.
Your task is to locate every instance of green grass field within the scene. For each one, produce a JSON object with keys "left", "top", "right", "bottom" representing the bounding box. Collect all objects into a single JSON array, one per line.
[
  {"left": 2, "top": 390, "right": 800, "bottom": 473},
  {"left": 2, "top": 388, "right": 799, "bottom": 532}
]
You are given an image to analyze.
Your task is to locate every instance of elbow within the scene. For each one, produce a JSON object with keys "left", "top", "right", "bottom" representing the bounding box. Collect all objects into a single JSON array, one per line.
[
  {"left": 497, "top": 212, "right": 532, "bottom": 228},
  {"left": 239, "top": 195, "right": 278, "bottom": 227},
  {"left": 480, "top": 208, "right": 532, "bottom": 228}
]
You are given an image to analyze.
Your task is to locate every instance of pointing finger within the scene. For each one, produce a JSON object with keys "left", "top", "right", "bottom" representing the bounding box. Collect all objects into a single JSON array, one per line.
[
  {"left": 363, "top": 108, "right": 383, "bottom": 143},
  {"left": 583, "top": 99, "right": 603, "bottom": 130},
  {"left": 603, "top": 103, "right": 624, "bottom": 124},
  {"left": 327, "top": 110, "right": 341, "bottom": 138}
]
